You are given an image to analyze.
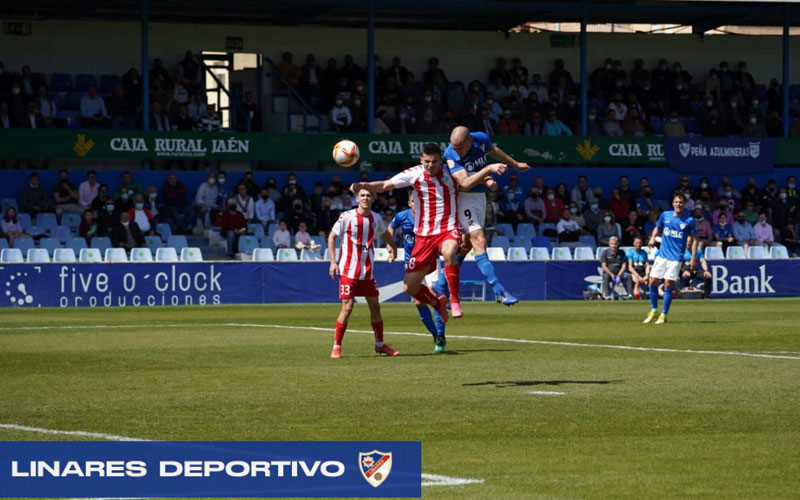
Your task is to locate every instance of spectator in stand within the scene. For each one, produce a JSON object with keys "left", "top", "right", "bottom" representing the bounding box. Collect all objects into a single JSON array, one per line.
[
  {"left": 194, "top": 172, "right": 218, "bottom": 227},
  {"left": 497, "top": 109, "right": 521, "bottom": 135},
  {"left": 177, "top": 50, "right": 202, "bottom": 92},
  {"left": 740, "top": 178, "right": 761, "bottom": 209},
  {"left": 172, "top": 103, "right": 195, "bottom": 131},
  {"left": 509, "top": 57, "right": 528, "bottom": 85},
  {"left": 8, "top": 82, "right": 26, "bottom": 126},
  {"left": 116, "top": 171, "right": 144, "bottom": 199},
  {"left": 287, "top": 198, "right": 313, "bottom": 232},
  {"left": 283, "top": 173, "right": 307, "bottom": 202},
  {"left": 294, "top": 221, "right": 320, "bottom": 251},
  {"left": 596, "top": 210, "right": 621, "bottom": 246},
  {"left": 272, "top": 219, "right": 291, "bottom": 249},
  {"left": 80, "top": 85, "right": 111, "bottom": 128},
  {"left": 557, "top": 207, "right": 582, "bottom": 243},
  {"left": 19, "top": 65, "right": 40, "bottom": 97},
  {"left": 255, "top": 187, "right": 276, "bottom": 230},
  {"left": 89, "top": 184, "right": 111, "bottom": 213},
  {"left": 603, "top": 109, "right": 623, "bottom": 136},
  {"left": 761, "top": 178, "right": 779, "bottom": 207},
  {"left": 1, "top": 101, "right": 13, "bottom": 129},
  {"left": 571, "top": 175, "right": 595, "bottom": 210},
  {"left": 330, "top": 94, "right": 352, "bottom": 132},
  {"left": 198, "top": 103, "right": 221, "bottom": 132},
  {"left": 2, "top": 207, "right": 30, "bottom": 247},
  {"left": 543, "top": 188, "right": 564, "bottom": 224},
  {"left": 741, "top": 112, "right": 766, "bottom": 137},
  {"left": 524, "top": 188, "right": 545, "bottom": 226},
  {"left": 111, "top": 211, "right": 145, "bottom": 251},
  {"left": 218, "top": 199, "right": 248, "bottom": 258},
  {"left": 679, "top": 247, "right": 712, "bottom": 298},
  {"left": 712, "top": 212, "right": 735, "bottom": 250},
  {"left": 609, "top": 189, "right": 630, "bottom": 223},
  {"left": 554, "top": 182, "right": 570, "bottom": 205},
  {"left": 145, "top": 185, "right": 161, "bottom": 222},
  {"left": 607, "top": 93, "right": 628, "bottom": 123},
  {"left": 726, "top": 95, "right": 745, "bottom": 134},
  {"left": 187, "top": 93, "right": 207, "bottom": 122},
  {"left": 500, "top": 186, "right": 523, "bottom": 224},
  {"left": 704, "top": 69, "right": 721, "bottom": 100},
  {"left": 585, "top": 107, "right": 602, "bottom": 135},
  {"left": 487, "top": 76, "right": 509, "bottom": 101},
  {"left": 22, "top": 101, "right": 44, "bottom": 129},
  {"left": 668, "top": 80, "right": 692, "bottom": 117},
  {"left": 524, "top": 110, "right": 544, "bottom": 136},
  {"left": 636, "top": 186, "right": 657, "bottom": 220},
  {"left": 712, "top": 199, "right": 734, "bottom": 226},
  {"left": 127, "top": 194, "right": 154, "bottom": 235},
  {"left": 149, "top": 100, "right": 170, "bottom": 132},
  {"left": 230, "top": 182, "right": 255, "bottom": 222},
  {"left": 121, "top": 68, "right": 142, "bottom": 111},
  {"left": 765, "top": 111, "right": 782, "bottom": 138},
  {"left": 600, "top": 236, "right": 630, "bottom": 299},
  {"left": 170, "top": 70, "right": 189, "bottom": 109},
  {"left": 35, "top": 85, "right": 60, "bottom": 128},
  {"left": 732, "top": 211, "right": 757, "bottom": 249},
  {"left": 718, "top": 176, "right": 741, "bottom": 201},
  {"left": 782, "top": 222, "right": 798, "bottom": 256},
  {"left": 772, "top": 188, "right": 797, "bottom": 235},
  {"left": 390, "top": 107, "right": 415, "bottom": 134},
  {"left": 754, "top": 212, "right": 774, "bottom": 248},
  {"left": 544, "top": 109, "right": 572, "bottom": 136},
  {"left": 643, "top": 208, "right": 661, "bottom": 237},
  {"left": 663, "top": 111, "right": 686, "bottom": 137},
  {"left": 488, "top": 57, "right": 511, "bottom": 86},
  {"left": 106, "top": 84, "right": 134, "bottom": 129},
  {"left": 415, "top": 108, "right": 441, "bottom": 134},
  {"left": 622, "top": 210, "right": 644, "bottom": 246},
  {"left": 618, "top": 175, "right": 635, "bottom": 202},
  {"left": 484, "top": 92, "right": 503, "bottom": 122},
  {"left": 238, "top": 171, "right": 260, "bottom": 199},
  {"left": 583, "top": 200, "right": 602, "bottom": 237},
  {"left": 743, "top": 200, "right": 758, "bottom": 226},
  {"left": 52, "top": 169, "right": 83, "bottom": 218},
  {"left": 447, "top": 81, "right": 467, "bottom": 113},
  {"left": 239, "top": 91, "right": 262, "bottom": 131},
  {"left": 693, "top": 206, "right": 713, "bottom": 249},
  {"left": 549, "top": 58, "right": 573, "bottom": 89},
  {"left": 116, "top": 186, "right": 134, "bottom": 213},
  {"left": 622, "top": 108, "right": 647, "bottom": 136},
  {"left": 299, "top": 54, "right": 322, "bottom": 102},
  {"left": 78, "top": 170, "right": 99, "bottom": 209},
  {"left": 78, "top": 210, "right": 98, "bottom": 244},
  {"left": 162, "top": 173, "right": 193, "bottom": 235},
  {"left": 96, "top": 197, "right": 116, "bottom": 237},
  {"left": 627, "top": 235, "right": 650, "bottom": 299}
]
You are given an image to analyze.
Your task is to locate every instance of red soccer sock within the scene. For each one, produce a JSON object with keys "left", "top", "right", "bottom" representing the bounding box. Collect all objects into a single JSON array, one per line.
[
  {"left": 334, "top": 321, "right": 347, "bottom": 346},
  {"left": 445, "top": 264, "right": 461, "bottom": 304},
  {"left": 371, "top": 321, "right": 384, "bottom": 343},
  {"left": 413, "top": 285, "right": 439, "bottom": 306}
]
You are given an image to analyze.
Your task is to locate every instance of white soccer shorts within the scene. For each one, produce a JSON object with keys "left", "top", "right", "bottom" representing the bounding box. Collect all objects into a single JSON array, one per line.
[
  {"left": 457, "top": 191, "right": 487, "bottom": 235},
  {"left": 649, "top": 256, "right": 682, "bottom": 282}
]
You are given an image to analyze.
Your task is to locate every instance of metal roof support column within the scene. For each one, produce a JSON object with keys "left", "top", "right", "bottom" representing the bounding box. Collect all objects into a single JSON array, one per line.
[
  {"left": 366, "top": 0, "right": 376, "bottom": 134},
  {"left": 580, "top": 0, "right": 588, "bottom": 136},
  {"left": 783, "top": 2, "right": 790, "bottom": 138},
  {"left": 141, "top": 0, "right": 151, "bottom": 169}
]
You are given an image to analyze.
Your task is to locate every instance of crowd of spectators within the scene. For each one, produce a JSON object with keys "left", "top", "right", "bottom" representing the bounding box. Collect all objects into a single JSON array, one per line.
[
  {"left": 0, "top": 54, "right": 258, "bottom": 132},
  {"left": 4, "top": 170, "right": 798, "bottom": 262}
]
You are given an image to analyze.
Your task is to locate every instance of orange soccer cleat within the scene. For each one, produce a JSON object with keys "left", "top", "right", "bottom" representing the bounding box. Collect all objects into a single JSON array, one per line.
[
  {"left": 450, "top": 301, "right": 463, "bottom": 319},
  {"left": 375, "top": 343, "right": 400, "bottom": 356},
  {"left": 330, "top": 346, "right": 341, "bottom": 359}
]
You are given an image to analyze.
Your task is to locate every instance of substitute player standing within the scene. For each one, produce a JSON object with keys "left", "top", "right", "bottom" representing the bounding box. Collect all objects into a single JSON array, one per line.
[
  {"left": 351, "top": 143, "right": 506, "bottom": 320},
  {"left": 434, "top": 126, "right": 530, "bottom": 306},
  {"left": 328, "top": 188, "right": 398, "bottom": 359},
  {"left": 387, "top": 193, "right": 447, "bottom": 353},
  {"left": 644, "top": 194, "right": 697, "bottom": 324}
]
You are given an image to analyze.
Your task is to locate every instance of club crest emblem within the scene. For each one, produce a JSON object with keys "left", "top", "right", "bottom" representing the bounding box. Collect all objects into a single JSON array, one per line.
[
  {"left": 678, "top": 142, "right": 691, "bottom": 158},
  {"left": 749, "top": 142, "right": 760, "bottom": 159},
  {"left": 359, "top": 450, "right": 392, "bottom": 487},
  {"left": 679, "top": 223, "right": 686, "bottom": 230}
]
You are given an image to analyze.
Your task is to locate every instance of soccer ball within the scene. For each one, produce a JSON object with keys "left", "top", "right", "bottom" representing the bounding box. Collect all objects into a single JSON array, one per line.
[{"left": 332, "top": 140, "right": 360, "bottom": 167}]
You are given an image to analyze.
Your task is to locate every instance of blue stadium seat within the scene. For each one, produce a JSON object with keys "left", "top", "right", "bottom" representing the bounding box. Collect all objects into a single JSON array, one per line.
[
  {"left": 79, "top": 248, "right": 102, "bottom": 263},
  {"left": 17, "top": 213, "right": 32, "bottom": 232},
  {"left": 277, "top": 248, "right": 299, "bottom": 261},
  {"left": 106, "top": 248, "right": 129, "bottom": 262},
  {"left": 180, "top": 247, "right": 203, "bottom": 262},
  {"left": 578, "top": 234, "right": 597, "bottom": 249},
  {"left": 770, "top": 246, "right": 789, "bottom": 259},
  {"left": 248, "top": 223, "right": 265, "bottom": 239},
  {"left": 51, "top": 73, "right": 73, "bottom": 92},
  {"left": 506, "top": 247, "right": 528, "bottom": 261},
  {"left": 13, "top": 237, "right": 35, "bottom": 254},
  {"left": 512, "top": 234, "right": 531, "bottom": 251},
  {"left": 53, "top": 248, "right": 77, "bottom": 263},
  {"left": 166, "top": 235, "right": 188, "bottom": 251},
  {"left": 26, "top": 225, "right": 46, "bottom": 237},
  {"left": 155, "top": 247, "right": 179, "bottom": 262},
  {"left": 61, "top": 213, "right": 82, "bottom": 231},
  {"left": 145, "top": 235, "right": 164, "bottom": 253},
  {"left": 529, "top": 247, "right": 550, "bottom": 261},
  {"left": 259, "top": 236, "right": 275, "bottom": 250},
  {"left": 704, "top": 246, "right": 724, "bottom": 260},
  {"left": 237, "top": 236, "right": 259, "bottom": 255},
  {"left": 51, "top": 225, "right": 72, "bottom": 243},
  {"left": 67, "top": 237, "right": 87, "bottom": 253},
  {"left": 0, "top": 238, "right": 7, "bottom": 249},
  {"left": 1, "top": 248, "right": 24, "bottom": 263},
  {"left": 75, "top": 73, "right": 97, "bottom": 92},
  {"left": 36, "top": 213, "right": 58, "bottom": 234},
  {"left": 494, "top": 223, "right": 514, "bottom": 237},
  {"left": 490, "top": 236, "right": 510, "bottom": 251},
  {"left": 516, "top": 223, "right": 536, "bottom": 238},
  {"left": 130, "top": 248, "right": 153, "bottom": 262},
  {"left": 1, "top": 198, "right": 18, "bottom": 212},
  {"left": 573, "top": 246, "right": 595, "bottom": 260},
  {"left": 252, "top": 248, "right": 274, "bottom": 262},
  {"left": 300, "top": 249, "right": 323, "bottom": 261},
  {"left": 39, "top": 237, "right": 62, "bottom": 257},
  {"left": 90, "top": 236, "right": 112, "bottom": 253},
  {"left": 27, "top": 248, "right": 50, "bottom": 263},
  {"left": 531, "top": 237, "right": 552, "bottom": 251},
  {"left": 310, "top": 235, "right": 326, "bottom": 249},
  {"left": 156, "top": 223, "right": 172, "bottom": 241}
]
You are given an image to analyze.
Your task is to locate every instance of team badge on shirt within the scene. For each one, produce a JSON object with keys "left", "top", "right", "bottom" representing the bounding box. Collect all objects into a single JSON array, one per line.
[
  {"left": 680, "top": 223, "right": 686, "bottom": 229},
  {"left": 359, "top": 450, "right": 392, "bottom": 487},
  {"left": 446, "top": 159, "right": 455, "bottom": 168}
]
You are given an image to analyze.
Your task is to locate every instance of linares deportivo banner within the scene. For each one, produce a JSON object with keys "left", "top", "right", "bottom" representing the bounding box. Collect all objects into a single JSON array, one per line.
[
  {"left": 2, "top": 129, "right": 799, "bottom": 168},
  {"left": 0, "top": 441, "right": 422, "bottom": 498},
  {"left": 0, "top": 260, "right": 797, "bottom": 308}
]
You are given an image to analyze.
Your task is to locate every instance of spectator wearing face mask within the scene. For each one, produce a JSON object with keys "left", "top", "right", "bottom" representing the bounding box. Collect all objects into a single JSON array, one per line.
[
  {"left": 500, "top": 187, "right": 523, "bottom": 224},
  {"left": 663, "top": 111, "right": 686, "bottom": 137},
  {"left": 544, "top": 110, "right": 572, "bottom": 136},
  {"left": 636, "top": 186, "right": 657, "bottom": 219},
  {"left": 712, "top": 212, "right": 735, "bottom": 251},
  {"left": 127, "top": 195, "right": 154, "bottom": 235},
  {"left": 524, "top": 188, "right": 545, "bottom": 226},
  {"left": 390, "top": 107, "right": 415, "bottom": 134},
  {"left": 544, "top": 189, "right": 565, "bottom": 223},
  {"left": 712, "top": 199, "right": 734, "bottom": 225},
  {"left": 772, "top": 187, "right": 797, "bottom": 232},
  {"left": 78, "top": 210, "right": 98, "bottom": 245},
  {"left": 97, "top": 198, "right": 117, "bottom": 237},
  {"left": 162, "top": 173, "right": 194, "bottom": 235},
  {"left": 596, "top": 210, "right": 621, "bottom": 246},
  {"left": 692, "top": 206, "right": 713, "bottom": 249},
  {"left": 111, "top": 211, "right": 145, "bottom": 251},
  {"left": 741, "top": 113, "right": 766, "bottom": 138},
  {"left": 583, "top": 200, "right": 602, "bottom": 236},
  {"left": 52, "top": 169, "right": 84, "bottom": 218},
  {"left": 115, "top": 187, "right": 134, "bottom": 213},
  {"left": 754, "top": 212, "right": 774, "bottom": 248},
  {"left": 585, "top": 107, "right": 602, "bottom": 136},
  {"left": 733, "top": 211, "right": 758, "bottom": 249},
  {"left": 255, "top": 188, "right": 277, "bottom": 229},
  {"left": 195, "top": 173, "right": 218, "bottom": 228}
]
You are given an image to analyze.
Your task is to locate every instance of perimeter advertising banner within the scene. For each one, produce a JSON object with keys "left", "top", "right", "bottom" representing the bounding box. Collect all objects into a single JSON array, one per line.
[
  {"left": 6, "top": 129, "right": 799, "bottom": 167},
  {"left": 663, "top": 137, "right": 777, "bottom": 174},
  {"left": 0, "top": 260, "right": 796, "bottom": 308}
]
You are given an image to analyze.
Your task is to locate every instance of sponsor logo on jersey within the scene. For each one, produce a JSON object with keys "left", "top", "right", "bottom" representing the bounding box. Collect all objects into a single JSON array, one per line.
[{"left": 663, "top": 227, "right": 684, "bottom": 239}]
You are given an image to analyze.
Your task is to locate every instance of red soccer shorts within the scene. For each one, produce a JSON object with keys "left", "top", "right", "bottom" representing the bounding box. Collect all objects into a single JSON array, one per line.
[
  {"left": 406, "top": 228, "right": 461, "bottom": 274},
  {"left": 339, "top": 276, "right": 379, "bottom": 299}
]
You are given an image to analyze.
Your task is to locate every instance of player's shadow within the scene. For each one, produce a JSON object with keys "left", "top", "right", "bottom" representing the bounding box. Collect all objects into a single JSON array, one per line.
[
  {"left": 463, "top": 380, "right": 623, "bottom": 388},
  {"left": 399, "top": 348, "right": 516, "bottom": 357}
]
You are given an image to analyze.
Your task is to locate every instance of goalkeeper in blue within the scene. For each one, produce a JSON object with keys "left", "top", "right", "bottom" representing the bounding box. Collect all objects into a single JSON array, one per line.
[
  {"left": 387, "top": 195, "right": 447, "bottom": 353},
  {"left": 432, "top": 126, "right": 530, "bottom": 306},
  {"left": 644, "top": 194, "right": 698, "bottom": 324}
]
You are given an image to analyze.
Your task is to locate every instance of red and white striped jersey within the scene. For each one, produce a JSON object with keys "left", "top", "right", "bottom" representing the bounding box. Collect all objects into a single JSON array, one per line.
[
  {"left": 331, "top": 209, "right": 387, "bottom": 280},
  {"left": 389, "top": 165, "right": 458, "bottom": 237}
]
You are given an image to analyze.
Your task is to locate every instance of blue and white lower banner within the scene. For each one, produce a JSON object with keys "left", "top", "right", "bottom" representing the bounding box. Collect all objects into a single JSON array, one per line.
[{"left": 0, "top": 441, "right": 422, "bottom": 498}]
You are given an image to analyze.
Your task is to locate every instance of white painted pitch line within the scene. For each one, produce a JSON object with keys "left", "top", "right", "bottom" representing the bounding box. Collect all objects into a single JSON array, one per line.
[
  {"left": 528, "top": 391, "right": 566, "bottom": 396},
  {"left": 0, "top": 423, "right": 482, "bottom": 489},
  {"left": 1, "top": 321, "right": 799, "bottom": 361}
]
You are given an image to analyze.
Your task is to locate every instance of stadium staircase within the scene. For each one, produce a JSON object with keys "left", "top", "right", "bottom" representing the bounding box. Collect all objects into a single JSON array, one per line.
[{"left": 264, "top": 57, "right": 325, "bottom": 133}]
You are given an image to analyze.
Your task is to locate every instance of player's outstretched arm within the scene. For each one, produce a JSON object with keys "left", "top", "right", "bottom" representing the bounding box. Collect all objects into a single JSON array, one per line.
[
  {"left": 485, "top": 177, "right": 498, "bottom": 191},
  {"left": 489, "top": 146, "right": 530, "bottom": 172},
  {"left": 380, "top": 231, "right": 397, "bottom": 263},
  {"left": 452, "top": 163, "right": 507, "bottom": 192},
  {"left": 349, "top": 180, "right": 395, "bottom": 194},
  {"left": 327, "top": 231, "right": 339, "bottom": 279}
]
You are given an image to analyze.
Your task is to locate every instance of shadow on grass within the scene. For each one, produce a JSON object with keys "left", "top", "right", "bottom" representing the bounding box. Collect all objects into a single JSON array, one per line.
[
  {"left": 345, "top": 348, "right": 516, "bottom": 358},
  {"left": 463, "top": 380, "right": 624, "bottom": 388}
]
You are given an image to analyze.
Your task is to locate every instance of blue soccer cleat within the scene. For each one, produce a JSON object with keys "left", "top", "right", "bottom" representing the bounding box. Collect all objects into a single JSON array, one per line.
[{"left": 497, "top": 291, "right": 519, "bottom": 306}]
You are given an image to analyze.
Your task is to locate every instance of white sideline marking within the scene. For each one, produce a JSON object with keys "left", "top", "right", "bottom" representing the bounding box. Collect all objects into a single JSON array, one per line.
[
  {"left": 528, "top": 391, "right": 566, "bottom": 396},
  {"left": 0, "top": 424, "right": 482, "bottom": 489},
  {"left": 1, "top": 321, "right": 799, "bottom": 361}
]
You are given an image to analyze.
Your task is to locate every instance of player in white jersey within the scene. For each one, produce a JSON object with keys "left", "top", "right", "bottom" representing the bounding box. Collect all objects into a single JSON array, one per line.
[
  {"left": 351, "top": 143, "right": 505, "bottom": 320},
  {"left": 328, "top": 188, "right": 398, "bottom": 359}
]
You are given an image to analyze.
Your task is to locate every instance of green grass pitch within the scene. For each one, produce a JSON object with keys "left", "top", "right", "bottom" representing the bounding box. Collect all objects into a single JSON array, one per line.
[{"left": 1, "top": 299, "right": 799, "bottom": 499}]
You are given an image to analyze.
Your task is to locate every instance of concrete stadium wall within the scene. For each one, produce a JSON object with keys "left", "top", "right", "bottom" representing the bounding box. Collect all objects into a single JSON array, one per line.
[{"left": 2, "top": 20, "right": 799, "bottom": 85}]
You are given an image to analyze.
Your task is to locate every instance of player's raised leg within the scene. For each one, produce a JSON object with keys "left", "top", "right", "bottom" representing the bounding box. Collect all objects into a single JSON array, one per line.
[
  {"left": 366, "top": 295, "right": 398, "bottom": 356},
  {"left": 404, "top": 269, "right": 448, "bottom": 324}
]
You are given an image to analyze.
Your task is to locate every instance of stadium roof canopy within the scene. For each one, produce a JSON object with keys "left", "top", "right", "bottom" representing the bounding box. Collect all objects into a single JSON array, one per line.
[{"left": 3, "top": 0, "right": 800, "bottom": 32}]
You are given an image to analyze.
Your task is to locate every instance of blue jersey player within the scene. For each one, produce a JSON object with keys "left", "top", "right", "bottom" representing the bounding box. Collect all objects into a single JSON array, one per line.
[
  {"left": 433, "top": 126, "right": 530, "bottom": 306},
  {"left": 644, "top": 194, "right": 698, "bottom": 324},
  {"left": 387, "top": 196, "right": 447, "bottom": 353}
]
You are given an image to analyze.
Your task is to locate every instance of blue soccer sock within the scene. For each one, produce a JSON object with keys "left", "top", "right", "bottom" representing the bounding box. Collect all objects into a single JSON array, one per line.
[
  {"left": 649, "top": 284, "right": 659, "bottom": 311},
  {"left": 433, "top": 309, "right": 446, "bottom": 336},
  {"left": 662, "top": 286, "right": 674, "bottom": 315},
  {"left": 475, "top": 252, "right": 505, "bottom": 296},
  {"left": 416, "top": 305, "right": 438, "bottom": 337}
]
